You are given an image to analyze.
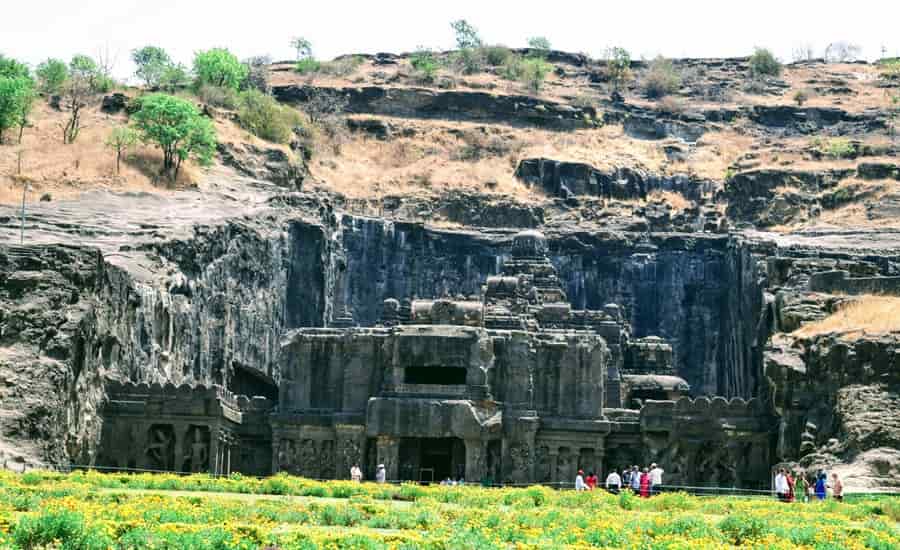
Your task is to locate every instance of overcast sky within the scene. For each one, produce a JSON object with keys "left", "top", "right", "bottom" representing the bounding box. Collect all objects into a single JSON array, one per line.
[{"left": 3, "top": 1, "right": 899, "bottom": 80}]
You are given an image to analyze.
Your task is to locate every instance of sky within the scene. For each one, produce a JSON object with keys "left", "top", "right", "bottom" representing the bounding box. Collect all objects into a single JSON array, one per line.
[{"left": 3, "top": 0, "right": 900, "bottom": 81}]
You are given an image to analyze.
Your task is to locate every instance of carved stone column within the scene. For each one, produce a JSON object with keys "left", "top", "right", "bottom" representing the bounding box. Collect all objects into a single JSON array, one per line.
[
  {"left": 464, "top": 439, "right": 485, "bottom": 482},
  {"left": 548, "top": 447, "right": 559, "bottom": 484},
  {"left": 335, "top": 425, "right": 366, "bottom": 480},
  {"left": 172, "top": 425, "right": 185, "bottom": 473},
  {"left": 209, "top": 428, "right": 221, "bottom": 475},
  {"left": 376, "top": 436, "right": 399, "bottom": 481}
]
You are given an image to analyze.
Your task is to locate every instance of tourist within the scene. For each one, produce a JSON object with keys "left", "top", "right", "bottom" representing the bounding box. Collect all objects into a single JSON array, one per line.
[
  {"left": 649, "top": 463, "right": 664, "bottom": 496},
  {"left": 605, "top": 469, "right": 622, "bottom": 494},
  {"left": 350, "top": 464, "right": 362, "bottom": 482},
  {"left": 375, "top": 464, "right": 386, "bottom": 484},
  {"left": 831, "top": 473, "right": 843, "bottom": 502},
  {"left": 575, "top": 469, "right": 588, "bottom": 491},
  {"left": 639, "top": 468, "right": 651, "bottom": 498},
  {"left": 586, "top": 471, "right": 598, "bottom": 490},
  {"left": 621, "top": 466, "right": 631, "bottom": 488},
  {"left": 785, "top": 470, "right": 795, "bottom": 502},
  {"left": 630, "top": 465, "right": 641, "bottom": 494},
  {"left": 815, "top": 470, "right": 827, "bottom": 500},
  {"left": 794, "top": 472, "right": 808, "bottom": 503},
  {"left": 774, "top": 468, "right": 788, "bottom": 502}
]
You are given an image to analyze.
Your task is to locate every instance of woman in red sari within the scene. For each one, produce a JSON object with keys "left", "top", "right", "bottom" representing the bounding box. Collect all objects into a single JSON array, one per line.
[
  {"left": 785, "top": 471, "right": 796, "bottom": 502},
  {"left": 639, "top": 467, "right": 651, "bottom": 498}
]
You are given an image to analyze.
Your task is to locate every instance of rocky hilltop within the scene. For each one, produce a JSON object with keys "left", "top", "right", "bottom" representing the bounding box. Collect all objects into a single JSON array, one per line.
[{"left": 1, "top": 47, "right": 899, "bottom": 489}]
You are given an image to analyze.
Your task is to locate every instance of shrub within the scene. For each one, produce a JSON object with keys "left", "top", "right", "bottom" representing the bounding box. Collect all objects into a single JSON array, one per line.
[
  {"left": 618, "top": 489, "right": 637, "bottom": 510},
  {"left": 451, "top": 48, "right": 485, "bottom": 75},
  {"left": 718, "top": 513, "right": 770, "bottom": 544},
  {"left": 749, "top": 48, "right": 782, "bottom": 77},
  {"left": 158, "top": 63, "right": 190, "bottom": 93},
  {"left": 410, "top": 48, "right": 440, "bottom": 83},
  {"left": 132, "top": 45, "right": 172, "bottom": 88},
  {"left": 321, "top": 56, "right": 364, "bottom": 77},
  {"left": 483, "top": 45, "right": 513, "bottom": 66},
  {"left": 13, "top": 509, "right": 112, "bottom": 550},
  {"left": 793, "top": 88, "right": 810, "bottom": 106},
  {"left": 197, "top": 84, "right": 238, "bottom": 109},
  {"left": 812, "top": 136, "right": 855, "bottom": 159},
  {"left": 193, "top": 48, "right": 248, "bottom": 90},
  {"left": 520, "top": 57, "right": 552, "bottom": 92},
  {"left": 295, "top": 58, "right": 322, "bottom": 74},
  {"left": 237, "top": 89, "right": 302, "bottom": 143},
  {"left": 35, "top": 58, "right": 68, "bottom": 94},
  {"left": 0, "top": 74, "right": 36, "bottom": 144},
  {"left": 527, "top": 36, "right": 551, "bottom": 55},
  {"left": 500, "top": 55, "right": 525, "bottom": 80},
  {"left": 643, "top": 56, "right": 682, "bottom": 98},
  {"left": 605, "top": 47, "right": 632, "bottom": 95}
]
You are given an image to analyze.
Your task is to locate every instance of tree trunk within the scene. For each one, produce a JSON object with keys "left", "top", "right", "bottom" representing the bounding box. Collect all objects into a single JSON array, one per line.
[{"left": 116, "top": 148, "right": 121, "bottom": 175}]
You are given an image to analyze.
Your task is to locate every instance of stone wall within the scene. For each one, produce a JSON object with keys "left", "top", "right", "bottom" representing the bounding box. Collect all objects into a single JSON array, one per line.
[{"left": 808, "top": 270, "right": 900, "bottom": 295}]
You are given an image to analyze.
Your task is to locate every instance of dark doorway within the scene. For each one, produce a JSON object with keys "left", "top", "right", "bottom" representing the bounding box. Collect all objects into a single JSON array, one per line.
[
  {"left": 631, "top": 389, "right": 669, "bottom": 403},
  {"left": 229, "top": 363, "right": 279, "bottom": 401},
  {"left": 398, "top": 438, "right": 465, "bottom": 483},
  {"left": 404, "top": 367, "right": 467, "bottom": 385}
]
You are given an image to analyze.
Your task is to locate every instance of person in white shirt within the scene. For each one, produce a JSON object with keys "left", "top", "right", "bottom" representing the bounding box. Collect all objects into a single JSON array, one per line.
[
  {"left": 605, "top": 470, "right": 622, "bottom": 494},
  {"left": 375, "top": 464, "right": 386, "bottom": 483},
  {"left": 575, "top": 469, "right": 587, "bottom": 491},
  {"left": 774, "top": 468, "right": 788, "bottom": 501},
  {"left": 630, "top": 465, "right": 641, "bottom": 493},
  {"left": 350, "top": 464, "right": 362, "bottom": 482},
  {"left": 649, "top": 463, "right": 664, "bottom": 496}
]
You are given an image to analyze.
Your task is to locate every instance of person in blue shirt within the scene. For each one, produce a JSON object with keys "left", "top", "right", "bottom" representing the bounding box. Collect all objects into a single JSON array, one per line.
[{"left": 814, "top": 470, "right": 827, "bottom": 500}]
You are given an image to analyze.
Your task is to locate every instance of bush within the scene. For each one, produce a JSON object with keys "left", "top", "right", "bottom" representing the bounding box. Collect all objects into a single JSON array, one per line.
[
  {"left": 410, "top": 48, "right": 440, "bottom": 83},
  {"left": 718, "top": 513, "right": 770, "bottom": 545},
  {"left": 321, "top": 56, "right": 364, "bottom": 77},
  {"left": 13, "top": 509, "right": 112, "bottom": 550},
  {"left": 451, "top": 48, "right": 485, "bottom": 75},
  {"left": 36, "top": 58, "right": 68, "bottom": 94},
  {"left": 500, "top": 55, "right": 526, "bottom": 80},
  {"left": 749, "top": 48, "right": 782, "bottom": 77},
  {"left": 643, "top": 56, "right": 682, "bottom": 98},
  {"left": 793, "top": 88, "right": 810, "bottom": 106},
  {"left": 197, "top": 84, "right": 238, "bottom": 109},
  {"left": 483, "top": 45, "right": 513, "bottom": 66},
  {"left": 520, "top": 57, "right": 552, "bottom": 92},
  {"left": 193, "top": 48, "right": 248, "bottom": 90},
  {"left": 812, "top": 136, "right": 855, "bottom": 159},
  {"left": 237, "top": 89, "right": 302, "bottom": 143},
  {"left": 295, "top": 58, "right": 322, "bottom": 74}
]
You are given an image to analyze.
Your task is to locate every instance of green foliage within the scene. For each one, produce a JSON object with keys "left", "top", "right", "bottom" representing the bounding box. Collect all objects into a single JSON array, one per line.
[
  {"left": 13, "top": 508, "right": 112, "bottom": 550},
  {"left": 718, "top": 513, "right": 770, "bottom": 545},
  {"left": 410, "top": 48, "right": 440, "bottom": 83},
  {"left": 749, "top": 47, "right": 782, "bottom": 77},
  {"left": 0, "top": 75, "right": 36, "bottom": 143},
  {"left": 605, "top": 47, "right": 632, "bottom": 95},
  {"left": 197, "top": 84, "right": 239, "bottom": 109},
  {"left": 193, "top": 48, "right": 248, "bottom": 91},
  {"left": 131, "top": 45, "right": 172, "bottom": 88},
  {"left": 483, "top": 45, "right": 513, "bottom": 67},
  {"left": 793, "top": 88, "right": 810, "bottom": 106},
  {"left": 0, "top": 54, "right": 30, "bottom": 79},
  {"left": 643, "top": 55, "right": 682, "bottom": 98},
  {"left": 295, "top": 58, "right": 322, "bottom": 74},
  {"left": 36, "top": 58, "right": 68, "bottom": 94},
  {"left": 291, "top": 37, "right": 313, "bottom": 61},
  {"left": 527, "top": 36, "right": 552, "bottom": 53},
  {"left": 105, "top": 126, "right": 140, "bottom": 174},
  {"left": 618, "top": 489, "right": 637, "bottom": 510},
  {"left": 130, "top": 93, "right": 217, "bottom": 180},
  {"left": 450, "top": 19, "right": 482, "bottom": 49},
  {"left": 450, "top": 48, "right": 485, "bottom": 75},
  {"left": 520, "top": 57, "right": 552, "bottom": 92},
  {"left": 158, "top": 63, "right": 191, "bottom": 93},
  {"left": 69, "top": 54, "right": 97, "bottom": 81},
  {"left": 880, "top": 59, "right": 900, "bottom": 81},
  {"left": 812, "top": 136, "right": 856, "bottom": 159},
  {"left": 237, "top": 89, "right": 302, "bottom": 143}
]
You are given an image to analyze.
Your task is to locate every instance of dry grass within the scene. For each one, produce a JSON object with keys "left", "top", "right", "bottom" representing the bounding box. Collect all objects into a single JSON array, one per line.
[
  {"left": 793, "top": 295, "right": 900, "bottom": 338},
  {"left": 0, "top": 100, "right": 200, "bottom": 206},
  {"left": 647, "top": 190, "right": 691, "bottom": 212}
]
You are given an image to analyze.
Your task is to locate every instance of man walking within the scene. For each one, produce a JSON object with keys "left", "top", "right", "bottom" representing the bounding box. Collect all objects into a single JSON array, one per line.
[
  {"left": 630, "top": 465, "right": 641, "bottom": 494},
  {"left": 774, "top": 468, "right": 788, "bottom": 501},
  {"left": 649, "top": 463, "right": 664, "bottom": 496},
  {"left": 605, "top": 469, "right": 622, "bottom": 494}
]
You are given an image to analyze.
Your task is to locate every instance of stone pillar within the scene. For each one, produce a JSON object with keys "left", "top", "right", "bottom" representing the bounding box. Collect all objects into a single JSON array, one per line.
[
  {"left": 548, "top": 447, "right": 559, "bottom": 484},
  {"left": 209, "top": 428, "right": 221, "bottom": 476},
  {"left": 376, "top": 436, "right": 399, "bottom": 481},
  {"left": 172, "top": 425, "right": 185, "bottom": 473},
  {"left": 464, "top": 439, "right": 485, "bottom": 483},
  {"left": 335, "top": 425, "right": 366, "bottom": 480}
]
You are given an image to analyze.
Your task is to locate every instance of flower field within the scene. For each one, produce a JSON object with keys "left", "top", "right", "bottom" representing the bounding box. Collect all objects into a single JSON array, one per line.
[{"left": 0, "top": 470, "right": 897, "bottom": 549}]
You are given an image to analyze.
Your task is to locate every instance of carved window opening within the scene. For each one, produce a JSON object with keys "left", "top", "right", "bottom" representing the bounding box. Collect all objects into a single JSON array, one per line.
[{"left": 404, "top": 366, "right": 467, "bottom": 385}]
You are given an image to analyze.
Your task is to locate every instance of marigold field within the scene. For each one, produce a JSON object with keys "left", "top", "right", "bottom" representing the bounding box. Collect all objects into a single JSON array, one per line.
[{"left": 0, "top": 471, "right": 897, "bottom": 549}]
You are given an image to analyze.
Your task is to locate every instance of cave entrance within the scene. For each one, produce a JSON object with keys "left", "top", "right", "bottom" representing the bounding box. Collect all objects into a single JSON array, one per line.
[
  {"left": 404, "top": 367, "right": 467, "bottom": 385},
  {"left": 631, "top": 389, "right": 669, "bottom": 402},
  {"left": 229, "top": 362, "right": 278, "bottom": 401},
  {"left": 399, "top": 438, "right": 465, "bottom": 483}
]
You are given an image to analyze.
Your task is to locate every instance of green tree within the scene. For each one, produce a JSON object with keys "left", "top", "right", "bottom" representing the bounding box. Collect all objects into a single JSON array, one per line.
[
  {"left": 130, "top": 93, "right": 217, "bottom": 181},
  {"left": 410, "top": 47, "right": 439, "bottom": 83},
  {"left": 450, "top": 20, "right": 482, "bottom": 49},
  {"left": 749, "top": 48, "right": 782, "bottom": 77},
  {"left": 105, "top": 126, "right": 139, "bottom": 174},
  {"left": 520, "top": 57, "right": 552, "bottom": 93},
  {"left": 193, "top": 48, "right": 248, "bottom": 90},
  {"left": 0, "top": 76, "right": 36, "bottom": 143},
  {"left": 0, "top": 54, "right": 30, "bottom": 79},
  {"left": 132, "top": 46, "right": 172, "bottom": 88},
  {"left": 290, "top": 37, "right": 313, "bottom": 61},
  {"left": 236, "top": 89, "right": 300, "bottom": 143},
  {"left": 36, "top": 59, "right": 68, "bottom": 94},
  {"left": 527, "top": 36, "right": 551, "bottom": 53},
  {"left": 605, "top": 47, "right": 632, "bottom": 97},
  {"left": 159, "top": 63, "right": 191, "bottom": 93},
  {"left": 643, "top": 56, "right": 682, "bottom": 99}
]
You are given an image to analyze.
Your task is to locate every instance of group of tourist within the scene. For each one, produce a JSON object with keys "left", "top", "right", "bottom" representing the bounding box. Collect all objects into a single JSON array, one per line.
[
  {"left": 774, "top": 468, "right": 843, "bottom": 502},
  {"left": 349, "top": 463, "right": 387, "bottom": 483},
  {"left": 575, "top": 463, "right": 665, "bottom": 497}
]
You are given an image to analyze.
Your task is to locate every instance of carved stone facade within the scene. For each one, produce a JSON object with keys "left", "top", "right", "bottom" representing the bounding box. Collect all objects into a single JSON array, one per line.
[{"left": 99, "top": 230, "right": 772, "bottom": 487}]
